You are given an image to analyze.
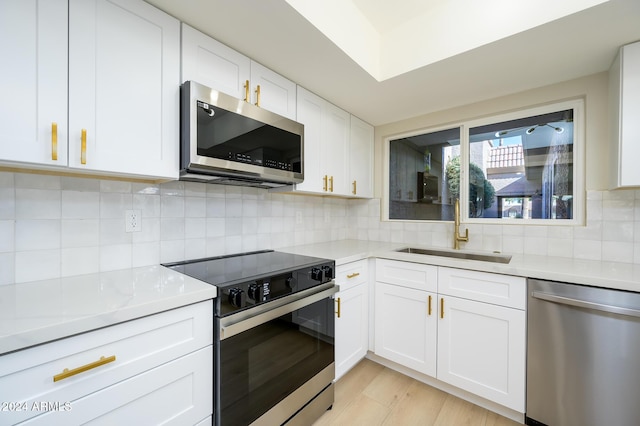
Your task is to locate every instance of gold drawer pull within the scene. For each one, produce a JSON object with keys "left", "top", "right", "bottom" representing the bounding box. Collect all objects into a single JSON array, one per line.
[
  {"left": 53, "top": 355, "right": 116, "bottom": 382},
  {"left": 346, "top": 272, "right": 360, "bottom": 279},
  {"left": 244, "top": 80, "right": 250, "bottom": 102},
  {"left": 428, "top": 295, "right": 432, "bottom": 316},
  {"left": 255, "top": 84, "right": 261, "bottom": 107},
  {"left": 80, "top": 129, "right": 87, "bottom": 165},
  {"left": 335, "top": 297, "right": 341, "bottom": 318},
  {"left": 440, "top": 298, "right": 444, "bottom": 319},
  {"left": 352, "top": 180, "right": 357, "bottom": 195},
  {"left": 329, "top": 176, "right": 334, "bottom": 192},
  {"left": 323, "top": 175, "right": 328, "bottom": 192},
  {"left": 51, "top": 122, "right": 58, "bottom": 161}
]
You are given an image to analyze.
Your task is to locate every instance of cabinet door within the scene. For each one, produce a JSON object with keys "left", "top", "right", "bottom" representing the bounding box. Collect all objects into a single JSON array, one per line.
[
  {"left": 250, "top": 61, "right": 296, "bottom": 120},
  {"left": 0, "top": 0, "right": 67, "bottom": 166},
  {"left": 295, "top": 87, "right": 324, "bottom": 193},
  {"left": 323, "top": 102, "right": 350, "bottom": 195},
  {"left": 335, "top": 284, "right": 368, "bottom": 380},
  {"left": 68, "top": 0, "right": 179, "bottom": 179},
  {"left": 374, "top": 282, "right": 436, "bottom": 377},
  {"left": 23, "top": 346, "right": 212, "bottom": 426},
  {"left": 349, "top": 116, "right": 374, "bottom": 198},
  {"left": 181, "top": 23, "right": 250, "bottom": 100},
  {"left": 437, "top": 295, "right": 525, "bottom": 412},
  {"left": 618, "top": 42, "right": 640, "bottom": 187}
]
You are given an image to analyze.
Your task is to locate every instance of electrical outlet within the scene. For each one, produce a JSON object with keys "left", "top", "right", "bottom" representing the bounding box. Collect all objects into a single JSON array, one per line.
[{"left": 125, "top": 209, "right": 141, "bottom": 232}]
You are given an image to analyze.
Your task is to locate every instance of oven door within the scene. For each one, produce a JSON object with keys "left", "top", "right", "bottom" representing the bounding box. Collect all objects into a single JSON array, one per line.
[{"left": 216, "top": 283, "right": 337, "bottom": 426}]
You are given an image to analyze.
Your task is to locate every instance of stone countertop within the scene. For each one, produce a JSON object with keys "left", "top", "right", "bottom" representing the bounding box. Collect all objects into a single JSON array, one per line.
[
  {"left": 280, "top": 240, "right": 640, "bottom": 292},
  {"left": 0, "top": 265, "right": 216, "bottom": 355}
]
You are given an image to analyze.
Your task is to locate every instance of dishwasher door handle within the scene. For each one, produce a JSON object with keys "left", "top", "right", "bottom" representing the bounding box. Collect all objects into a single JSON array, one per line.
[{"left": 532, "top": 291, "right": 640, "bottom": 318}]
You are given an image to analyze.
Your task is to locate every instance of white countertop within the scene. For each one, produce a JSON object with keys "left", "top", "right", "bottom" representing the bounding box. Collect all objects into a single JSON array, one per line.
[
  {"left": 4, "top": 239, "right": 640, "bottom": 355},
  {"left": 0, "top": 265, "right": 216, "bottom": 355},
  {"left": 280, "top": 240, "right": 640, "bottom": 292}
]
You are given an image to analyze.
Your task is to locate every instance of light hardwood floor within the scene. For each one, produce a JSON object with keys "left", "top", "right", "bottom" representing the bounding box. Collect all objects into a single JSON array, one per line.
[{"left": 313, "top": 359, "right": 521, "bottom": 426}]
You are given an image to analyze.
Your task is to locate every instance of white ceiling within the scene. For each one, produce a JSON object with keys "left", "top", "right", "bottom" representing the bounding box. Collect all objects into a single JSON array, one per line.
[{"left": 145, "top": 0, "right": 640, "bottom": 126}]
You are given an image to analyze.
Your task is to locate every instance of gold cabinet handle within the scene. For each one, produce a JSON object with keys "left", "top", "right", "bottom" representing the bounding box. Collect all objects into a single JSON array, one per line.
[
  {"left": 428, "top": 295, "right": 432, "bottom": 316},
  {"left": 440, "top": 298, "right": 444, "bottom": 319},
  {"left": 352, "top": 180, "right": 357, "bottom": 195},
  {"left": 323, "top": 175, "right": 328, "bottom": 192},
  {"left": 346, "top": 272, "right": 360, "bottom": 279},
  {"left": 80, "top": 129, "right": 87, "bottom": 165},
  {"left": 51, "top": 122, "right": 58, "bottom": 161},
  {"left": 255, "top": 84, "right": 261, "bottom": 107},
  {"left": 53, "top": 355, "right": 116, "bottom": 382},
  {"left": 335, "top": 297, "right": 341, "bottom": 318},
  {"left": 244, "top": 80, "right": 250, "bottom": 102},
  {"left": 329, "top": 176, "right": 334, "bottom": 192}
]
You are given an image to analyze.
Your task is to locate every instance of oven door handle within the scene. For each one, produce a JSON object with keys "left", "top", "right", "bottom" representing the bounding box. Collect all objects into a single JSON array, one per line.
[{"left": 219, "top": 283, "right": 338, "bottom": 340}]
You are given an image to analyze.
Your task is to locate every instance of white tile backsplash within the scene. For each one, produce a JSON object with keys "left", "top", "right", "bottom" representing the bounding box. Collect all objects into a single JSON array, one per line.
[
  {"left": 0, "top": 188, "right": 14, "bottom": 219},
  {"left": 3, "top": 170, "right": 640, "bottom": 285},
  {"left": 16, "top": 189, "right": 61, "bottom": 219},
  {"left": 61, "top": 191, "right": 100, "bottom": 219},
  {"left": 0, "top": 220, "right": 15, "bottom": 252},
  {"left": 15, "top": 249, "right": 60, "bottom": 282},
  {"left": 15, "top": 220, "right": 60, "bottom": 251}
]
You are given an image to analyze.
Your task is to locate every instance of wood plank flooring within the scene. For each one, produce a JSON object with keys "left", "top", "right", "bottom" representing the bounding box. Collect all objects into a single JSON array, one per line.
[{"left": 313, "top": 359, "right": 521, "bottom": 426}]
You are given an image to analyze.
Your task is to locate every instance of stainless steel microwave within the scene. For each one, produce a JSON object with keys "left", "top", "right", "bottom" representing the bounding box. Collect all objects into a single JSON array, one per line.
[{"left": 180, "top": 81, "right": 304, "bottom": 188}]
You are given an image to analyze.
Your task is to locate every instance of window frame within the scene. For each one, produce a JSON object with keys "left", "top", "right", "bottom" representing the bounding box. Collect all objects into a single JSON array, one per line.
[{"left": 383, "top": 99, "right": 585, "bottom": 226}]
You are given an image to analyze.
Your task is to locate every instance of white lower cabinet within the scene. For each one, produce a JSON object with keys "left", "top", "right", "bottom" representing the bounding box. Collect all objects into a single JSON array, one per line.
[
  {"left": 23, "top": 346, "right": 212, "bottom": 425},
  {"left": 374, "top": 282, "right": 437, "bottom": 377},
  {"left": 437, "top": 294, "right": 525, "bottom": 412},
  {"left": 334, "top": 260, "right": 369, "bottom": 380},
  {"left": 374, "top": 259, "right": 526, "bottom": 413},
  {"left": 0, "top": 300, "right": 213, "bottom": 425}
]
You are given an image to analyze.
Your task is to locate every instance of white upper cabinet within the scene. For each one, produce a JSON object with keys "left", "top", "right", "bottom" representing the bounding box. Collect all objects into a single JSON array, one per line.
[
  {"left": 0, "top": 0, "right": 68, "bottom": 167},
  {"left": 323, "top": 101, "right": 350, "bottom": 195},
  {"left": 292, "top": 86, "right": 373, "bottom": 198},
  {"left": 181, "top": 23, "right": 250, "bottom": 101},
  {"left": 68, "top": 0, "right": 180, "bottom": 179},
  {"left": 250, "top": 61, "right": 297, "bottom": 120},
  {"left": 295, "top": 87, "right": 325, "bottom": 193},
  {"left": 610, "top": 41, "right": 640, "bottom": 188},
  {"left": 349, "top": 116, "right": 374, "bottom": 198},
  {"left": 0, "top": 0, "right": 180, "bottom": 180},
  {"left": 181, "top": 24, "right": 296, "bottom": 120}
]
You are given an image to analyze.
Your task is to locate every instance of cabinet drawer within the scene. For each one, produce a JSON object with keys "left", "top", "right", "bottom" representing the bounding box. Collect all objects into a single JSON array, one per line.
[
  {"left": 21, "top": 346, "right": 213, "bottom": 425},
  {"left": 375, "top": 259, "right": 437, "bottom": 292},
  {"left": 335, "top": 259, "right": 368, "bottom": 291},
  {"left": 438, "top": 267, "right": 525, "bottom": 309},
  {"left": 0, "top": 300, "right": 213, "bottom": 425}
]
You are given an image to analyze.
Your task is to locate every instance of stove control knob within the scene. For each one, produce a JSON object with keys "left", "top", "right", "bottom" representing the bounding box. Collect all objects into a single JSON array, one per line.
[
  {"left": 322, "top": 265, "right": 334, "bottom": 280},
  {"left": 310, "top": 268, "right": 324, "bottom": 282},
  {"left": 286, "top": 276, "right": 297, "bottom": 289},
  {"left": 228, "top": 288, "right": 244, "bottom": 308},
  {"left": 247, "top": 282, "right": 261, "bottom": 301}
]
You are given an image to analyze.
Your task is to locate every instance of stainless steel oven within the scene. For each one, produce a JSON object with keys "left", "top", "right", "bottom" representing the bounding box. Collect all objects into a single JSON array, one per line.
[
  {"left": 218, "top": 283, "right": 335, "bottom": 425},
  {"left": 163, "top": 250, "right": 336, "bottom": 426}
]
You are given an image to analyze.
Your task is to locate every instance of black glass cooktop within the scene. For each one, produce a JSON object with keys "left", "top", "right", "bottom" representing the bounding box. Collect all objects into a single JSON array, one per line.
[{"left": 162, "top": 250, "right": 331, "bottom": 288}]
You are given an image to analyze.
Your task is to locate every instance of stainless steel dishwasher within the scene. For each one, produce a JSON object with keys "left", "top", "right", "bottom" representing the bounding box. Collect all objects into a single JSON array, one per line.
[{"left": 526, "top": 279, "right": 640, "bottom": 426}]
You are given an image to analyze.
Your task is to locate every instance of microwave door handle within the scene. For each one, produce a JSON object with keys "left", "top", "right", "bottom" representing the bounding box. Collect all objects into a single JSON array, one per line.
[{"left": 219, "top": 284, "right": 337, "bottom": 340}]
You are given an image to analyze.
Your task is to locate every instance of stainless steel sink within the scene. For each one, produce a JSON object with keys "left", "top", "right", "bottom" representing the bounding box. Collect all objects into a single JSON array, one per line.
[{"left": 395, "top": 247, "right": 512, "bottom": 264}]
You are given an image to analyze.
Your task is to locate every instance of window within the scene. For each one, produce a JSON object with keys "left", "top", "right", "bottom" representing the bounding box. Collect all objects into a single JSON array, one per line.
[
  {"left": 384, "top": 100, "right": 584, "bottom": 225},
  {"left": 388, "top": 127, "right": 460, "bottom": 221}
]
